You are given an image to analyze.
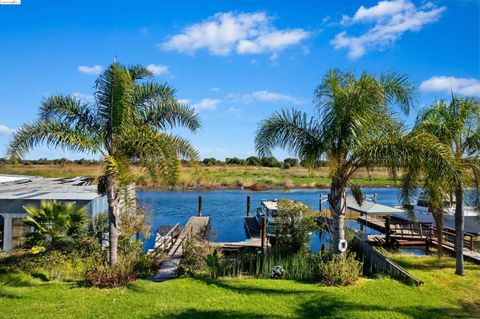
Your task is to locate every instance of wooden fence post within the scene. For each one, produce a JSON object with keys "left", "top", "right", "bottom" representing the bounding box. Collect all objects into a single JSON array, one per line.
[
  {"left": 198, "top": 196, "right": 202, "bottom": 217},
  {"left": 247, "top": 196, "right": 251, "bottom": 217}
]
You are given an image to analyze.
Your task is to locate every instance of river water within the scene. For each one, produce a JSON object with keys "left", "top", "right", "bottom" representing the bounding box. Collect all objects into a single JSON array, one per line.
[{"left": 138, "top": 187, "right": 402, "bottom": 251}]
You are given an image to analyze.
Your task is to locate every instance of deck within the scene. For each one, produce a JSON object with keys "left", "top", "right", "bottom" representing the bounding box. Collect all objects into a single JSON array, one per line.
[{"left": 154, "top": 216, "right": 210, "bottom": 282}]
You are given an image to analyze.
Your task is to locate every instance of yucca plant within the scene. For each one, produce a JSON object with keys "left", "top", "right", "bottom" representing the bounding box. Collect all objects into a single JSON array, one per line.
[{"left": 9, "top": 61, "right": 200, "bottom": 265}]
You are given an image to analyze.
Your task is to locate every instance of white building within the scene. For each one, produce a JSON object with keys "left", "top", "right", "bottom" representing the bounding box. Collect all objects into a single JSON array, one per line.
[{"left": 0, "top": 174, "right": 108, "bottom": 251}]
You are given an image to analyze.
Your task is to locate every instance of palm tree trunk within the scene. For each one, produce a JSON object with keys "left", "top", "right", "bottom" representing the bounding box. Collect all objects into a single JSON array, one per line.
[
  {"left": 454, "top": 185, "right": 464, "bottom": 275},
  {"left": 432, "top": 211, "right": 443, "bottom": 257},
  {"left": 106, "top": 175, "right": 119, "bottom": 266},
  {"left": 329, "top": 178, "right": 346, "bottom": 254}
]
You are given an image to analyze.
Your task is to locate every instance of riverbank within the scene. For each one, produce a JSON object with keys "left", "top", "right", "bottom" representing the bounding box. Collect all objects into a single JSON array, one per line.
[{"left": 0, "top": 164, "right": 398, "bottom": 190}]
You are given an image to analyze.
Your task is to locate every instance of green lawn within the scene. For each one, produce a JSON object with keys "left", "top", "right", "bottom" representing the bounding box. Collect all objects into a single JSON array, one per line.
[{"left": 1, "top": 256, "right": 479, "bottom": 319}]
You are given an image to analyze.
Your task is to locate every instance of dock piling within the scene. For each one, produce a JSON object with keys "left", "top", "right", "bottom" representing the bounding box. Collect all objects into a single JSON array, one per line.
[
  {"left": 198, "top": 196, "right": 202, "bottom": 217},
  {"left": 261, "top": 216, "right": 267, "bottom": 253},
  {"left": 247, "top": 196, "right": 251, "bottom": 217}
]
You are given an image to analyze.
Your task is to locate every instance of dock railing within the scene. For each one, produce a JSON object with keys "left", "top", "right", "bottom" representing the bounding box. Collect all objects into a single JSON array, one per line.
[
  {"left": 149, "top": 223, "right": 181, "bottom": 258},
  {"left": 428, "top": 226, "right": 476, "bottom": 251}
]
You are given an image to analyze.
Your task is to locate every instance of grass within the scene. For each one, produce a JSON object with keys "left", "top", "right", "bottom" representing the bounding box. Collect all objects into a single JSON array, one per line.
[
  {"left": 0, "top": 164, "right": 396, "bottom": 189},
  {"left": 1, "top": 256, "right": 479, "bottom": 319}
]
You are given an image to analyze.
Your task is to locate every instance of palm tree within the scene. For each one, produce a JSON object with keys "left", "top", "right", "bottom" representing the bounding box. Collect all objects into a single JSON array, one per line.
[
  {"left": 23, "top": 200, "right": 87, "bottom": 247},
  {"left": 255, "top": 69, "right": 459, "bottom": 253},
  {"left": 412, "top": 96, "right": 480, "bottom": 275},
  {"left": 9, "top": 62, "right": 200, "bottom": 265}
]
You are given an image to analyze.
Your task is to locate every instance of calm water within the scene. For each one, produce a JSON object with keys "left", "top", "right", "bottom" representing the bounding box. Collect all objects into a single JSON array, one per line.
[{"left": 138, "top": 187, "right": 402, "bottom": 251}]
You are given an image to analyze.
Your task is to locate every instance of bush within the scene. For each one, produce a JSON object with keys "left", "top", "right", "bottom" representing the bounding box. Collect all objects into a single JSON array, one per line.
[
  {"left": 317, "top": 254, "right": 362, "bottom": 286},
  {"left": 84, "top": 255, "right": 137, "bottom": 288},
  {"left": 283, "top": 158, "right": 299, "bottom": 167}
]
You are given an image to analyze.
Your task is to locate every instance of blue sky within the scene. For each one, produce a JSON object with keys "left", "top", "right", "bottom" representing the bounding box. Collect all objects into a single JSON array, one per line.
[{"left": 0, "top": 0, "right": 479, "bottom": 160}]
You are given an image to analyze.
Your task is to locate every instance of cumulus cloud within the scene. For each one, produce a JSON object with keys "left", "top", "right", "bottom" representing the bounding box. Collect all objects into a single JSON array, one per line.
[
  {"left": 147, "top": 64, "right": 169, "bottom": 75},
  {"left": 160, "top": 12, "right": 309, "bottom": 57},
  {"left": 77, "top": 65, "right": 103, "bottom": 75},
  {"left": 226, "top": 90, "right": 303, "bottom": 104},
  {"left": 0, "top": 125, "right": 15, "bottom": 135},
  {"left": 332, "top": 0, "right": 446, "bottom": 59},
  {"left": 420, "top": 76, "right": 480, "bottom": 96},
  {"left": 191, "top": 98, "right": 222, "bottom": 111}
]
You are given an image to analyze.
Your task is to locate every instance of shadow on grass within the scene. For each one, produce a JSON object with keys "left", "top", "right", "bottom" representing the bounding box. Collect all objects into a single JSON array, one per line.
[
  {"left": 0, "top": 289, "right": 22, "bottom": 299},
  {"left": 193, "top": 277, "right": 315, "bottom": 295},
  {"left": 297, "top": 295, "right": 477, "bottom": 319},
  {"left": 145, "top": 308, "right": 286, "bottom": 319}
]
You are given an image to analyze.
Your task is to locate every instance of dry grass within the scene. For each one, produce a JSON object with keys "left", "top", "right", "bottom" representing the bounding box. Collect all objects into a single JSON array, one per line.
[{"left": 0, "top": 164, "right": 396, "bottom": 189}]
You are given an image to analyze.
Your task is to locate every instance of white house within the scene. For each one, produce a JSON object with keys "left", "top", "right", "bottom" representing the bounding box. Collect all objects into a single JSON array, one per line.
[{"left": 0, "top": 174, "right": 108, "bottom": 251}]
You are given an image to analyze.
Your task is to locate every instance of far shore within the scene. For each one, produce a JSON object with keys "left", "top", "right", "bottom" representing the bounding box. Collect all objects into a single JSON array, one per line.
[{"left": 0, "top": 163, "right": 402, "bottom": 190}]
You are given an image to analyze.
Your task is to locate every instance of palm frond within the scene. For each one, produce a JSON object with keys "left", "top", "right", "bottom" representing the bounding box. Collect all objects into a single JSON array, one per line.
[
  {"left": 8, "top": 119, "right": 99, "bottom": 159},
  {"left": 255, "top": 108, "right": 324, "bottom": 165}
]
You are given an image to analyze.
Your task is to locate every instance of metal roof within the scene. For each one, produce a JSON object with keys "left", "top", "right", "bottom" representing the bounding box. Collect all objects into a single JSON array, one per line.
[
  {"left": 261, "top": 200, "right": 278, "bottom": 211},
  {"left": 0, "top": 174, "right": 100, "bottom": 201},
  {"left": 347, "top": 196, "right": 405, "bottom": 215}
]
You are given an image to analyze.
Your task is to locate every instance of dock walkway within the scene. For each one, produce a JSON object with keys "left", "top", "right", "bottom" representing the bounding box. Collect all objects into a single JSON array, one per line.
[{"left": 154, "top": 216, "right": 210, "bottom": 282}]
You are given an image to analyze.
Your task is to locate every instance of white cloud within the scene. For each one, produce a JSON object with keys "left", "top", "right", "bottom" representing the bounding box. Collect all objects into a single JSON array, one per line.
[
  {"left": 177, "top": 99, "right": 191, "bottom": 105},
  {"left": 146, "top": 64, "right": 169, "bottom": 75},
  {"left": 210, "top": 87, "right": 220, "bottom": 92},
  {"left": 0, "top": 125, "right": 15, "bottom": 135},
  {"left": 420, "top": 76, "right": 480, "bottom": 96},
  {"left": 160, "top": 12, "right": 309, "bottom": 57},
  {"left": 77, "top": 65, "right": 103, "bottom": 75},
  {"left": 72, "top": 92, "right": 95, "bottom": 103},
  {"left": 332, "top": 0, "right": 446, "bottom": 59},
  {"left": 191, "top": 98, "right": 222, "bottom": 111},
  {"left": 226, "top": 90, "right": 303, "bottom": 104}
]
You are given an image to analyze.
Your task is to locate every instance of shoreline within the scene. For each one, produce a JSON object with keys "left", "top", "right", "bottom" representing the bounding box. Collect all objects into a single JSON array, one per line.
[{"left": 136, "top": 183, "right": 399, "bottom": 192}]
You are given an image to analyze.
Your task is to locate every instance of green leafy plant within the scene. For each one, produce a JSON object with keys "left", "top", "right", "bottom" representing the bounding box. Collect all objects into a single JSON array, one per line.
[{"left": 23, "top": 200, "right": 87, "bottom": 249}]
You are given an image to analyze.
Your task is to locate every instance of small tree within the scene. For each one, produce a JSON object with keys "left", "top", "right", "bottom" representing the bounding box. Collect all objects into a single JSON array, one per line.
[
  {"left": 284, "top": 158, "right": 299, "bottom": 167},
  {"left": 245, "top": 156, "right": 261, "bottom": 166},
  {"left": 274, "top": 199, "right": 316, "bottom": 253}
]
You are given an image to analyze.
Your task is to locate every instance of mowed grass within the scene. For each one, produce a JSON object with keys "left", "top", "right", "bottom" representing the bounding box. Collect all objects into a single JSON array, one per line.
[
  {"left": 1, "top": 256, "right": 479, "bottom": 319},
  {"left": 0, "top": 164, "right": 396, "bottom": 189}
]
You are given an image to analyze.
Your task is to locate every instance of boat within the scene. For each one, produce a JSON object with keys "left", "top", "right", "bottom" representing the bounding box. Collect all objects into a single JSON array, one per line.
[
  {"left": 413, "top": 190, "right": 478, "bottom": 216},
  {"left": 255, "top": 199, "right": 281, "bottom": 236}
]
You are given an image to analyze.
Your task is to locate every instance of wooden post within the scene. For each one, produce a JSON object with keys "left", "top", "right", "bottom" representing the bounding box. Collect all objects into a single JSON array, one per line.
[
  {"left": 385, "top": 216, "right": 391, "bottom": 245},
  {"left": 247, "top": 196, "right": 251, "bottom": 217},
  {"left": 261, "top": 216, "right": 267, "bottom": 253},
  {"left": 469, "top": 235, "right": 474, "bottom": 251},
  {"left": 198, "top": 196, "right": 202, "bottom": 216}
]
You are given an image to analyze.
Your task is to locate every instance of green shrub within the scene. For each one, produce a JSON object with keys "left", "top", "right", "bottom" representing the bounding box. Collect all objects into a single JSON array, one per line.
[{"left": 317, "top": 254, "right": 362, "bottom": 286}]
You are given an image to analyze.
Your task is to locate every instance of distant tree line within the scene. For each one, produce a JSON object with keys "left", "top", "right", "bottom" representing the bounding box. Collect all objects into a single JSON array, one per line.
[
  {"left": 1, "top": 156, "right": 327, "bottom": 169},
  {"left": 201, "top": 156, "right": 327, "bottom": 169}
]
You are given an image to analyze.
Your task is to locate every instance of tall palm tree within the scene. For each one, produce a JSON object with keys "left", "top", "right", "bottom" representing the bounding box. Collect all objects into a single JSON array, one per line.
[
  {"left": 412, "top": 96, "right": 480, "bottom": 275},
  {"left": 9, "top": 62, "right": 200, "bottom": 265},
  {"left": 255, "top": 69, "right": 460, "bottom": 253}
]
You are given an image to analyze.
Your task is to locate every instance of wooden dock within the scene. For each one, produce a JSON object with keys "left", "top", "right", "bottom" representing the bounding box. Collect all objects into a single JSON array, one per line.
[{"left": 154, "top": 216, "right": 210, "bottom": 282}]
